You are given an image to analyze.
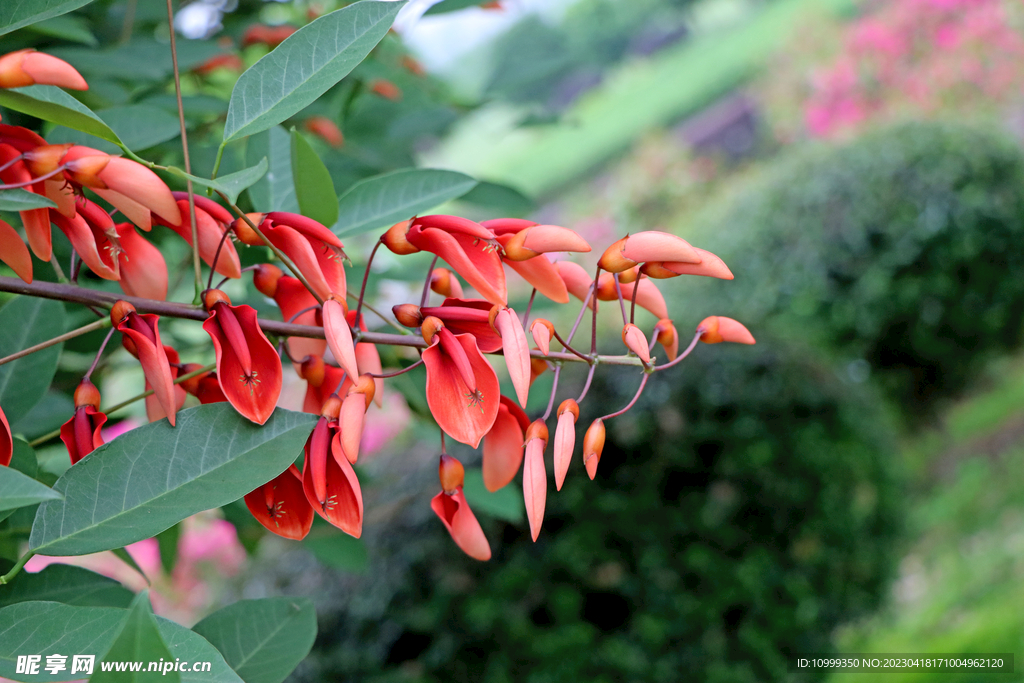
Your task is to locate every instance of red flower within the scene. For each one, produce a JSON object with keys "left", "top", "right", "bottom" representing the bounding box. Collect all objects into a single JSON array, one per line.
[
  {"left": 0, "top": 49, "right": 87, "bottom": 90},
  {"left": 112, "top": 301, "right": 178, "bottom": 426},
  {"left": 0, "top": 405, "right": 12, "bottom": 467},
  {"left": 234, "top": 212, "right": 347, "bottom": 301},
  {"left": 253, "top": 264, "right": 326, "bottom": 364},
  {"left": 419, "top": 299, "right": 502, "bottom": 352},
  {"left": 697, "top": 316, "right": 756, "bottom": 345},
  {"left": 304, "top": 116, "right": 344, "bottom": 148},
  {"left": 553, "top": 399, "right": 579, "bottom": 491},
  {"left": 490, "top": 305, "right": 531, "bottom": 407},
  {"left": 583, "top": 419, "right": 606, "bottom": 480},
  {"left": 348, "top": 310, "right": 383, "bottom": 408},
  {"left": 60, "top": 379, "right": 107, "bottom": 465},
  {"left": 597, "top": 231, "right": 701, "bottom": 273},
  {"left": 370, "top": 78, "right": 402, "bottom": 101},
  {"left": 431, "top": 455, "right": 491, "bottom": 561},
  {"left": 482, "top": 395, "right": 529, "bottom": 492},
  {"left": 0, "top": 217, "right": 32, "bottom": 283},
  {"left": 50, "top": 200, "right": 120, "bottom": 281},
  {"left": 338, "top": 374, "right": 375, "bottom": 464},
  {"left": 245, "top": 465, "right": 314, "bottom": 540},
  {"left": 420, "top": 316, "right": 500, "bottom": 448},
  {"left": 0, "top": 142, "right": 51, "bottom": 261},
  {"left": 144, "top": 346, "right": 187, "bottom": 424},
  {"left": 241, "top": 24, "right": 297, "bottom": 48},
  {"left": 115, "top": 223, "right": 168, "bottom": 301},
  {"left": 202, "top": 289, "right": 283, "bottom": 424},
  {"left": 157, "top": 196, "right": 241, "bottom": 279},
  {"left": 383, "top": 216, "right": 507, "bottom": 306},
  {"left": 301, "top": 400, "right": 363, "bottom": 538}
]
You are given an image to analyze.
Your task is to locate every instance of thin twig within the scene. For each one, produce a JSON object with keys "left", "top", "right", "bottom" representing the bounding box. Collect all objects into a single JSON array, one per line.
[
  {"left": 630, "top": 274, "right": 642, "bottom": 324},
  {"left": 0, "top": 317, "right": 110, "bottom": 367},
  {"left": 354, "top": 239, "right": 382, "bottom": 329},
  {"left": 522, "top": 288, "right": 536, "bottom": 327},
  {"left": 652, "top": 332, "right": 701, "bottom": 372},
  {"left": 576, "top": 362, "right": 597, "bottom": 403},
  {"left": 84, "top": 327, "right": 117, "bottom": 380},
  {"left": 550, "top": 328, "right": 592, "bottom": 364},
  {"left": 166, "top": 0, "right": 203, "bottom": 302},
  {"left": 367, "top": 358, "right": 424, "bottom": 378},
  {"left": 0, "top": 550, "right": 34, "bottom": 585},
  {"left": 613, "top": 274, "right": 628, "bottom": 325},
  {"left": 600, "top": 373, "right": 649, "bottom": 421},
  {"left": 542, "top": 365, "right": 561, "bottom": 421},
  {"left": 49, "top": 255, "right": 68, "bottom": 284},
  {"left": 420, "top": 254, "right": 439, "bottom": 309}
]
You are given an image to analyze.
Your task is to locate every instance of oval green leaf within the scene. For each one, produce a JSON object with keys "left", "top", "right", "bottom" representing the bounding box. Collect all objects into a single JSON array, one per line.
[
  {"left": 0, "top": 189, "right": 57, "bottom": 212},
  {"left": 290, "top": 128, "right": 337, "bottom": 227},
  {"left": 0, "top": 0, "right": 97, "bottom": 36},
  {"left": 0, "top": 602, "right": 243, "bottom": 683},
  {"left": 222, "top": 0, "right": 404, "bottom": 142},
  {"left": 333, "top": 168, "right": 478, "bottom": 238},
  {"left": 0, "top": 297, "right": 65, "bottom": 424},
  {"left": 192, "top": 598, "right": 317, "bottom": 683},
  {"left": 246, "top": 127, "right": 299, "bottom": 214},
  {"left": 92, "top": 592, "right": 179, "bottom": 683},
  {"left": 0, "top": 86, "right": 120, "bottom": 145},
  {"left": 168, "top": 158, "right": 268, "bottom": 206},
  {"left": 0, "top": 565, "right": 133, "bottom": 609},
  {"left": 99, "top": 105, "right": 181, "bottom": 151},
  {"left": 0, "top": 466, "right": 61, "bottom": 514},
  {"left": 29, "top": 404, "right": 316, "bottom": 556}
]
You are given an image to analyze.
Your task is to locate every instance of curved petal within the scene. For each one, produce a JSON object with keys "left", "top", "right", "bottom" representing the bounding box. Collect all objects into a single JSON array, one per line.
[
  {"left": 203, "top": 304, "right": 283, "bottom": 424},
  {"left": 115, "top": 223, "right": 167, "bottom": 301},
  {"left": 264, "top": 224, "right": 333, "bottom": 301},
  {"left": 620, "top": 231, "right": 700, "bottom": 264},
  {"left": 323, "top": 299, "right": 360, "bottom": 381},
  {"left": 245, "top": 465, "right": 314, "bottom": 540},
  {"left": 93, "top": 188, "right": 152, "bottom": 231},
  {"left": 416, "top": 214, "right": 494, "bottom": 240},
  {"left": 505, "top": 256, "right": 570, "bottom": 304},
  {"left": 301, "top": 432, "right": 363, "bottom": 538},
  {"left": 619, "top": 278, "right": 668, "bottom": 319},
  {"left": 482, "top": 398, "right": 527, "bottom": 491},
  {"left": 658, "top": 247, "right": 733, "bottom": 280},
  {"left": 494, "top": 307, "right": 530, "bottom": 407},
  {"left": 99, "top": 157, "right": 180, "bottom": 226},
  {"left": 421, "top": 299, "right": 502, "bottom": 353},
  {"left": 338, "top": 393, "right": 365, "bottom": 464},
  {"left": 555, "top": 261, "right": 596, "bottom": 310},
  {"left": 408, "top": 226, "right": 507, "bottom": 306},
  {"left": 423, "top": 333, "right": 500, "bottom": 448},
  {"left": 59, "top": 406, "right": 106, "bottom": 465},
  {"left": 431, "top": 488, "right": 491, "bottom": 561},
  {"left": 51, "top": 211, "right": 119, "bottom": 280},
  {"left": 162, "top": 200, "right": 241, "bottom": 278},
  {"left": 275, "top": 277, "right": 326, "bottom": 363},
  {"left": 0, "top": 218, "right": 31, "bottom": 283},
  {"left": 553, "top": 410, "right": 576, "bottom": 491},
  {"left": 118, "top": 313, "right": 177, "bottom": 426}
]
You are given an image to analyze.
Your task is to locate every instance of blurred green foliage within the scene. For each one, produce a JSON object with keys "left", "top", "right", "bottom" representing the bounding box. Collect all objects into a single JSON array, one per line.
[
  {"left": 305, "top": 339, "right": 903, "bottom": 683},
  {"left": 691, "top": 121, "right": 1024, "bottom": 420}
]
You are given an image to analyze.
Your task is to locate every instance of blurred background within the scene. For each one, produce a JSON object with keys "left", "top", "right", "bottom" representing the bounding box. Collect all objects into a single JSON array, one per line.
[{"left": 5, "top": 0, "right": 1024, "bottom": 680}]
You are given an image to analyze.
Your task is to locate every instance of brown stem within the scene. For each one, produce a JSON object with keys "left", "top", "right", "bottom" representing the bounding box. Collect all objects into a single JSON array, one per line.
[
  {"left": 522, "top": 288, "right": 536, "bottom": 327},
  {"left": 0, "top": 317, "right": 110, "bottom": 367},
  {"left": 367, "top": 357, "right": 424, "bottom": 378},
  {"left": 550, "top": 328, "right": 592, "bottom": 364},
  {"left": 354, "top": 239, "right": 382, "bottom": 328},
  {"left": 600, "top": 372, "right": 648, "bottom": 421},
  {"left": 630, "top": 274, "right": 641, "bottom": 324},
  {"left": 84, "top": 327, "right": 117, "bottom": 380},
  {"left": 576, "top": 362, "right": 597, "bottom": 403},
  {"left": 652, "top": 332, "right": 701, "bottom": 372},
  {"left": 541, "top": 365, "right": 561, "bottom": 421},
  {"left": 613, "top": 274, "right": 628, "bottom": 325},
  {"left": 420, "top": 254, "right": 439, "bottom": 309},
  {"left": 0, "top": 277, "right": 645, "bottom": 366}
]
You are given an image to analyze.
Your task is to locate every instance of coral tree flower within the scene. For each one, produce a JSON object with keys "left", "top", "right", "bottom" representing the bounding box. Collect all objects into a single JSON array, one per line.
[
  {"left": 144, "top": 345, "right": 187, "bottom": 424},
  {"left": 112, "top": 301, "right": 178, "bottom": 426},
  {"left": 583, "top": 418, "right": 606, "bottom": 480},
  {"left": 420, "top": 316, "right": 500, "bottom": 448},
  {"left": 383, "top": 216, "right": 507, "bottom": 306},
  {"left": 482, "top": 395, "right": 529, "bottom": 492},
  {"left": 523, "top": 419, "right": 549, "bottom": 542},
  {"left": 482, "top": 218, "right": 592, "bottom": 304},
  {"left": 0, "top": 217, "right": 32, "bottom": 283},
  {"left": 234, "top": 212, "right": 347, "bottom": 301},
  {"left": 621, "top": 323, "right": 651, "bottom": 364},
  {"left": 50, "top": 199, "right": 121, "bottom": 281},
  {"left": 418, "top": 299, "right": 502, "bottom": 352},
  {"left": 0, "top": 49, "right": 87, "bottom": 90},
  {"left": 642, "top": 247, "right": 733, "bottom": 280},
  {"left": 115, "top": 223, "right": 168, "bottom": 300},
  {"left": 0, "top": 405, "right": 12, "bottom": 467},
  {"left": 254, "top": 264, "right": 325, "bottom": 364},
  {"left": 157, "top": 194, "right": 241, "bottom": 279},
  {"left": 322, "top": 297, "right": 360, "bottom": 381},
  {"left": 339, "top": 375, "right": 375, "bottom": 464},
  {"left": 301, "top": 396, "right": 363, "bottom": 538},
  {"left": 597, "top": 231, "right": 701, "bottom": 273},
  {"left": 304, "top": 116, "right": 344, "bottom": 148},
  {"left": 697, "top": 316, "right": 756, "bottom": 345},
  {"left": 653, "top": 319, "right": 679, "bottom": 361},
  {"left": 60, "top": 379, "right": 107, "bottom": 465},
  {"left": 490, "top": 305, "right": 531, "bottom": 407},
  {"left": 554, "top": 399, "right": 579, "bottom": 491},
  {"left": 431, "top": 455, "right": 491, "bottom": 561},
  {"left": 245, "top": 465, "right": 314, "bottom": 541},
  {"left": 201, "top": 289, "right": 282, "bottom": 425},
  {"left": 348, "top": 310, "right": 384, "bottom": 408}
]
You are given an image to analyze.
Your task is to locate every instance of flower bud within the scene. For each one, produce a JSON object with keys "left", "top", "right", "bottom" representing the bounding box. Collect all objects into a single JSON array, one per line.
[
  {"left": 349, "top": 373, "right": 376, "bottom": 409},
  {"left": 178, "top": 363, "right": 209, "bottom": 395},
  {"left": 430, "top": 268, "right": 462, "bottom": 298},
  {"left": 202, "top": 288, "right": 231, "bottom": 310},
  {"left": 231, "top": 214, "right": 266, "bottom": 246},
  {"left": 557, "top": 398, "right": 579, "bottom": 421},
  {"left": 621, "top": 323, "right": 651, "bottom": 363},
  {"left": 583, "top": 418, "right": 606, "bottom": 480},
  {"left": 617, "top": 265, "right": 641, "bottom": 284},
  {"left": 597, "top": 237, "right": 637, "bottom": 273},
  {"left": 421, "top": 315, "right": 444, "bottom": 345},
  {"left": 320, "top": 394, "right": 342, "bottom": 420},
  {"left": 653, "top": 319, "right": 678, "bottom": 361},
  {"left": 300, "top": 355, "right": 326, "bottom": 388},
  {"left": 639, "top": 262, "right": 680, "bottom": 279},
  {"left": 23, "top": 144, "right": 72, "bottom": 176},
  {"left": 110, "top": 300, "right": 136, "bottom": 326},
  {"left": 73, "top": 378, "right": 101, "bottom": 408},
  {"left": 530, "top": 318, "right": 554, "bottom": 356},
  {"left": 253, "top": 263, "right": 283, "bottom": 298},
  {"left": 697, "top": 316, "right": 756, "bottom": 345},
  {"left": 393, "top": 303, "right": 424, "bottom": 328},
  {"left": 382, "top": 220, "right": 420, "bottom": 255},
  {"left": 525, "top": 418, "right": 549, "bottom": 446},
  {"left": 439, "top": 453, "right": 465, "bottom": 493},
  {"left": 595, "top": 273, "right": 618, "bottom": 301}
]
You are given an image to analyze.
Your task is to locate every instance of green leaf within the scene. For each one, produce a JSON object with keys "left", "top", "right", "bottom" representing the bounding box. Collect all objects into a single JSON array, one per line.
[
  {"left": 111, "top": 548, "right": 149, "bottom": 585},
  {"left": 462, "top": 468, "right": 524, "bottom": 523},
  {"left": 458, "top": 180, "right": 534, "bottom": 216},
  {"left": 303, "top": 532, "right": 368, "bottom": 573},
  {"left": 29, "top": 404, "right": 316, "bottom": 556},
  {"left": 155, "top": 524, "right": 180, "bottom": 574},
  {"left": 290, "top": 128, "right": 338, "bottom": 227},
  {"left": 333, "top": 168, "right": 478, "bottom": 238},
  {"left": 11, "top": 391, "right": 74, "bottom": 442},
  {"left": 0, "top": 602, "right": 243, "bottom": 682},
  {"left": 246, "top": 127, "right": 299, "bottom": 214},
  {"left": 223, "top": 0, "right": 404, "bottom": 142},
  {"left": 0, "top": 297, "right": 65, "bottom": 424},
  {"left": 0, "top": 439, "right": 41, "bottom": 524},
  {"left": 99, "top": 105, "right": 180, "bottom": 151},
  {"left": 0, "top": 86, "right": 120, "bottom": 145},
  {"left": 0, "top": 466, "right": 60, "bottom": 514},
  {"left": 0, "top": 565, "right": 133, "bottom": 609},
  {"left": 50, "top": 40, "right": 225, "bottom": 83},
  {"left": 0, "top": 0, "right": 97, "bottom": 36},
  {"left": 92, "top": 592, "right": 179, "bottom": 683},
  {"left": 168, "top": 158, "right": 269, "bottom": 206},
  {"left": 423, "top": 0, "right": 492, "bottom": 14},
  {"left": 0, "top": 189, "right": 56, "bottom": 212},
  {"left": 192, "top": 598, "right": 317, "bottom": 683},
  {"left": 25, "top": 15, "right": 98, "bottom": 46}
]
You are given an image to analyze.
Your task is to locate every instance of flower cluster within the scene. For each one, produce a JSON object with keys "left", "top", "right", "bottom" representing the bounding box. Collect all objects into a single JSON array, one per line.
[{"left": 0, "top": 49, "right": 755, "bottom": 561}]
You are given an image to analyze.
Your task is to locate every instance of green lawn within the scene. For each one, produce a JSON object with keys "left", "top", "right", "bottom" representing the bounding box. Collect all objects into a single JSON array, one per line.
[
  {"left": 829, "top": 359, "right": 1024, "bottom": 683},
  {"left": 426, "top": 0, "right": 855, "bottom": 200}
]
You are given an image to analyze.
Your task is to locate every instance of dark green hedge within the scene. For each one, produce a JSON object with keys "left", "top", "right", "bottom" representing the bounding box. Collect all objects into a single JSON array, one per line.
[
  {"left": 303, "top": 339, "right": 904, "bottom": 683},
  {"left": 689, "top": 121, "right": 1024, "bottom": 419}
]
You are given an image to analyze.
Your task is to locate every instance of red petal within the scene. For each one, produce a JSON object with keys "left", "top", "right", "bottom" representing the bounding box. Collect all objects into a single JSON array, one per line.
[
  {"left": 275, "top": 276, "right": 326, "bottom": 363},
  {"left": 423, "top": 333, "right": 500, "bottom": 448},
  {"left": 553, "top": 410, "right": 576, "bottom": 491},
  {"left": 323, "top": 299, "right": 360, "bottom": 381},
  {"left": 421, "top": 299, "right": 502, "bottom": 353},
  {"left": 59, "top": 406, "right": 106, "bottom": 464},
  {"left": 482, "top": 399, "right": 526, "bottom": 491},
  {"left": 619, "top": 278, "right": 668, "bottom": 319},
  {"left": 300, "top": 432, "right": 363, "bottom": 538},
  {"left": 0, "top": 217, "right": 31, "bottom": 283},
  {"left": 430, "top": 488, "right": 491, "bottom": 561},
  {"left": 338, "top": 393, "right": 365, "bottom": 463},
  {"left": 505, "top": 255, "right": 570, "bottom": 304},
  {"left": 494, "top": 308, "right": 530, "bottom": 407},
  {"left": 408, "top": 226, "right": 507, "bottom": 306},
  {"left": 115, "top": 223, "right": 167, "bottom": 300},
  {"left": 118, "top": 313, "right": 177, "bottom": 426},
  {"left": 203, "top": 304, "right": 282, "bottom": 424},
  {"left": 0, "top": 405, "right": 11, "bottom": 467},
  {"left": 245, "top": 465, "right": 313, "bottom": 540},
  {"left": 99, "top": 157, "right": 180, "bottom": 226}
]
